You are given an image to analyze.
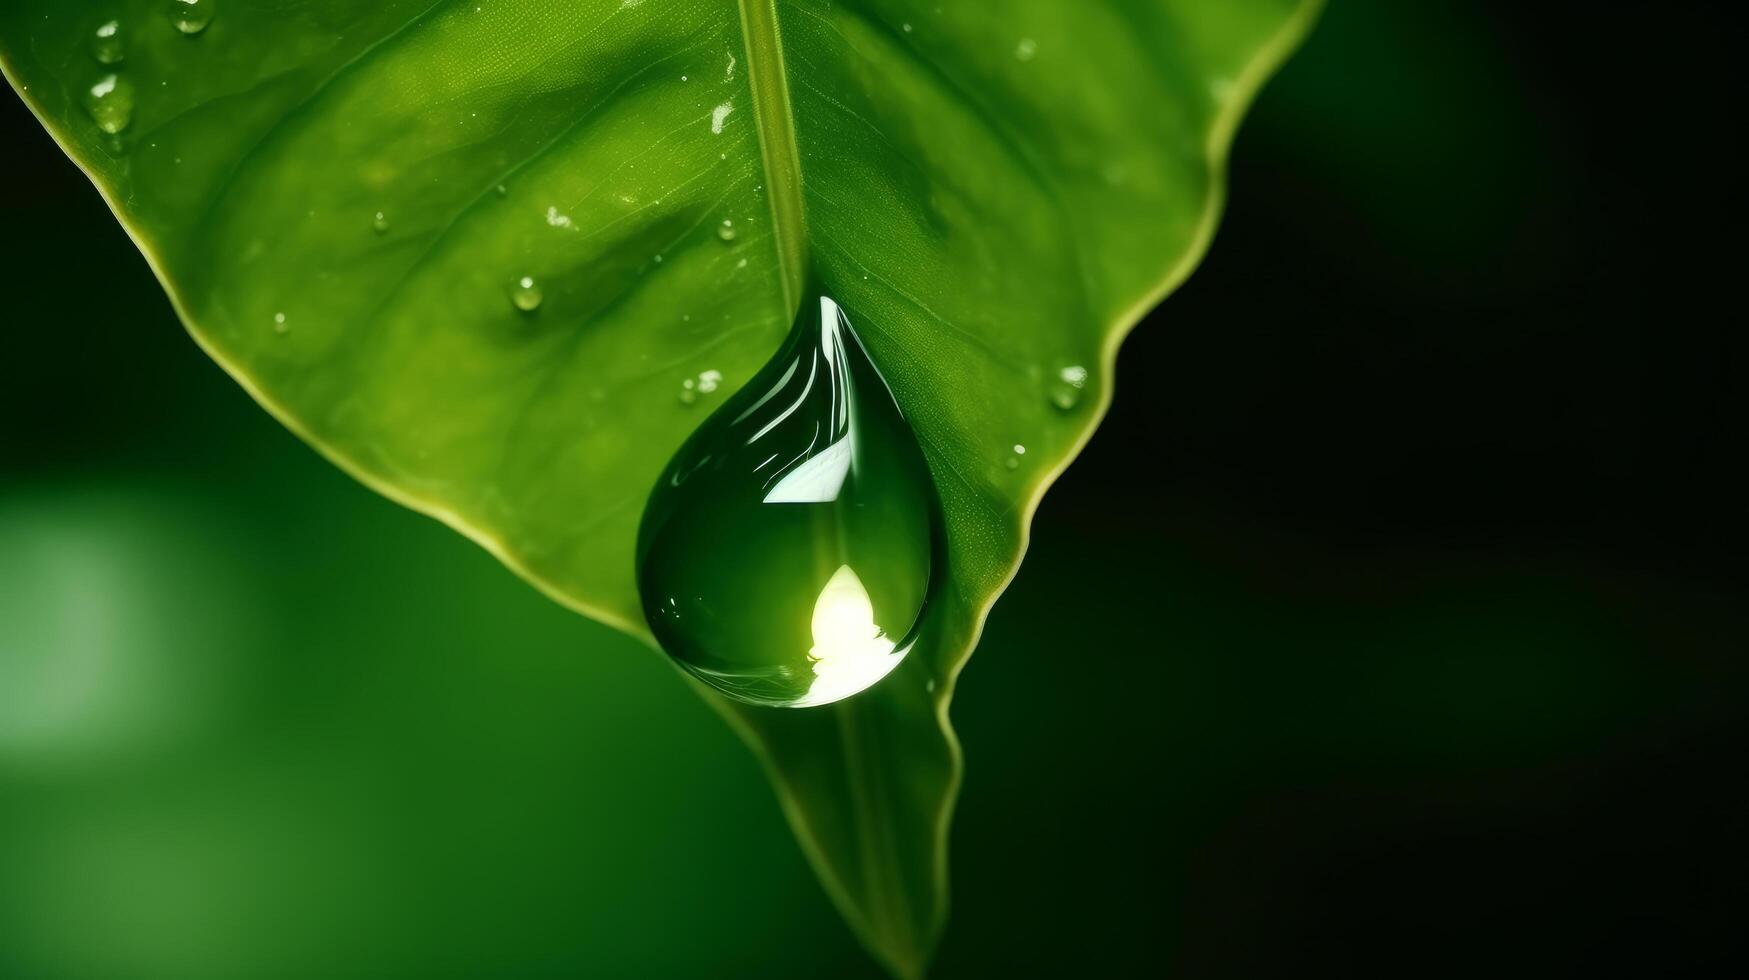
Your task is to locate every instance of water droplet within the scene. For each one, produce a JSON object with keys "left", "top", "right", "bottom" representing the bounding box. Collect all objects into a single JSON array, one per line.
[
  {"left": 639, "top": 291, "right": 941, "bottom": 708},
  {"left": 1049, "top": 363, "right": 1087, "bottom": 410},
  {"left": 1005, "top": 443, "right": 1026, "bottom": 470},
  {"left": 372, "top": 211, "right": 389, "bottom": 234},
  {"left": 510, "top": 275, "right": 542, "bottom": 312},
  {"left": 902, "top": 22, "right": 913, "bottom": 33},
  {"left": 168, "top": 0, "right": 216, "bottom": 36},
  {"left": 495, "top": 183, "right": 509, "bottom": 197},
  {"left": 696, "top": 369, "right": 722, "bottom": 393},
  {"left": 1015, "top": 37, "right": 1038, "bottom": 62},
  {"left": 272, "top": 312, "right": 288, "bottom": 334},
  {"left": 717, "top": 219, "right": 737, "bottom": 242},
  {"left": 84, "top": 74, "right": 134, "bottom": 135},
  {"left": 91, "top": 20, "right": 124, "bottom": 65}
]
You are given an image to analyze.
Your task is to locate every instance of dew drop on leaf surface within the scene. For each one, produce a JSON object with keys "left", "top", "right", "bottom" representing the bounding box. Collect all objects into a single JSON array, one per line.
[
  {"left": 509, "top": 275, "right": 542, "bottom": 312},
  {"left": 168, "top": 0, "right": 216, "bottom": 36},
  {"left": 90, "top": 20, "right": 123, "bottom": 65},
  {"left": 638, "top": 292, "right": 941, "bottom": 708},
  {"left": 83, "top": 74, "right": 133, "bottom": 135},
  {"left": 1049, "top": 362, "right": 1088, "bottom": 411}
]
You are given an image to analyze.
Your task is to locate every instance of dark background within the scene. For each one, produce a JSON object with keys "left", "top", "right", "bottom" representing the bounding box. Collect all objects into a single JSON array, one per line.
[{"left": 2, "top": 0, "right": 1742, "bottom": 977}]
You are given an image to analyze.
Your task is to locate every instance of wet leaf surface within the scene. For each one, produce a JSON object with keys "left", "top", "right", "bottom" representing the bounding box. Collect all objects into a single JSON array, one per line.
[{"left": 1, "top": 2, "right": 1318, "bottom": 972}]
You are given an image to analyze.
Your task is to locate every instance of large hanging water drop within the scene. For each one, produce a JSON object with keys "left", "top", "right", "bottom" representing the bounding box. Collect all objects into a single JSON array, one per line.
[{"left": 637, "top": 292, "right": 941, "bottom": 708}]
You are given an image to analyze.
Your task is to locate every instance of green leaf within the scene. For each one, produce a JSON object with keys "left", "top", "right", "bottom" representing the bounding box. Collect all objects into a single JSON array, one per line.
[{"left": 1, "top": 1, "right": 1319, "bottom": 975}]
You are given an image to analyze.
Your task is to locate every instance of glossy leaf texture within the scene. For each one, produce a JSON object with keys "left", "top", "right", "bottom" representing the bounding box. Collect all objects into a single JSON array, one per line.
[{"left": 1, "top": 2, "right": 1319, "bottom": 975}]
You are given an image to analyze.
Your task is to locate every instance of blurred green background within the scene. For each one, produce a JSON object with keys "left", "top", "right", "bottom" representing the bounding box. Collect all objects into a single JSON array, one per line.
[{"left": 2, "top": 1, "right": 1740, "bottom": 977}]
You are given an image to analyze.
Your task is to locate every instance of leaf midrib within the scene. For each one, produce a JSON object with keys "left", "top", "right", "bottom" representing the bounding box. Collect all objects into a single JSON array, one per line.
[
  {"left": 733, "top": 7, "right": 923, "bottom": 973},
  {"left": 736, "top": 0, "right": 808, "bottom": 313}
]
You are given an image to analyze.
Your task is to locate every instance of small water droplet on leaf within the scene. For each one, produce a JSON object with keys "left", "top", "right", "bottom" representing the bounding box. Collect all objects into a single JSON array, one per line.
[
  {"left": 169, "top": 0, "right": 216, "bottom": 36},
  {"left": 510, "top": 275, "right": 542, "bottom": 312},
  {"left": 1049, "top": 363, "right": 1087, "bottom": 410},
  {"left": 91, "top": 21, "right": 124, "bottom": 65},
  {"left": 84, "top": 74, "right": 134, "bottom": 135}
]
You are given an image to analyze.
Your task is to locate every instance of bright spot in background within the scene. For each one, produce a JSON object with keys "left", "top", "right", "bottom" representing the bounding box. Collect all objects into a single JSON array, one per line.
[{"left": 0, "top": 490, "right": 261, "bottom": 769}]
